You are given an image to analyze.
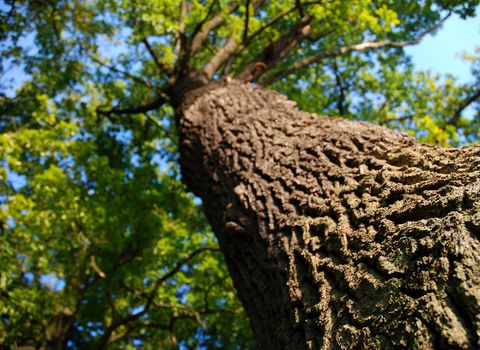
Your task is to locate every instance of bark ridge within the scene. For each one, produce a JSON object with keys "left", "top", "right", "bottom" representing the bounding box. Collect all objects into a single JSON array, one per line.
[{"left": 178, "top": 80, "right": 480, "bottom": 350}]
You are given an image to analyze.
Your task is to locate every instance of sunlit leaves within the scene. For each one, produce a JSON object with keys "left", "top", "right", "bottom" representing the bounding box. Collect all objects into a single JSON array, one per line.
[{"left": 0, "top": 72, "right": 253, "bottom": 348}]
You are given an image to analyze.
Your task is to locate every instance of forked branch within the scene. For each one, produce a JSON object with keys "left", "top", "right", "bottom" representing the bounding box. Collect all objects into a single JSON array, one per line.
[
  {"left": 189, "top": 1, "right": 239, "bottom": 55},
  {"left": 201, "top": 0, "right": 266, "bottom": 80},
  {"left": 235, "top": 15, "right": 313, "bottom": 82},
  {"left": 173, "top": 1, "right": 237, "bottom": 79},
  {"left": 95, "top": 246, "right": 219, "bottom": 348},
  {"left": 264, "top": 12, "right": 452, "bottom": 84}
]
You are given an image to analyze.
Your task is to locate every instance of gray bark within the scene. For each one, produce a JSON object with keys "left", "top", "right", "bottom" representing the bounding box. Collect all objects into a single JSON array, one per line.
[{"left": 178, "top": 80, "right": 480, "bottom": 350}]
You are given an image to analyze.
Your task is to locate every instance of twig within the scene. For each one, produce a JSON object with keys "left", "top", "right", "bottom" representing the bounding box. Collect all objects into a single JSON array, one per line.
[
  {"left": 89, "top": 54, "right": 156, "bottom": 91},
  {"left": 143, "top": 112, "right": 162, "bottom": 129},
  {"left": 94, "top": 246, "right": 219, "bottom": 348},
  {"left": 332, "top": 61, "right": 346, "bottom": 116}
]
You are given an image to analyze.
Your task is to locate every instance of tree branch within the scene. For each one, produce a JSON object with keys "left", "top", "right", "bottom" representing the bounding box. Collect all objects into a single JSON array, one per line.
[
  {"left": 235, "top": 15, "right": 313, "bottom": 82},
  {"left": 221, "top": 5, "right": 298, "bottom": 73},
  {"left": 244, "top": 7, "right": 296, "bottom": 47},
  {"left": 264, "top": 12, "right": 452, "bottom": 84},
  {"left": 154, "top": 246, "right": 220, "bottom": 290},
  {"left": 203, "top": 34, "right": 241, "bottom": 79},
  {"left": 187, "top": 1, "right": 266, "bottom": 78},
  {"left": 105, "top": 326, "right": 134, "bottom": 346},
  {"left": 202, "top": 275, "right": 229, "bottom": 313},
  {"left": 448, "top": 88, "right": 480, "bottom": 125},
  {"left": 95, "top": 246, "right": 220, "bottom": 349},
  {"left": 189, "top": 1, "right": 239, "bottom": 55},
  {"left": 143, "top": 112, "right": 162, "bottom": 129},
  {"left": 172, "top": 0, "right": 236, "bottom": 80},
  {"left": 150, "top": 301, "right": 205, "bottom": 329},
  {"left": 218, "top": 0, "right": 268, "bottom": 75},
  {"left": 196, "top": 0, "right": 266, "bottom": 79},
  {"left": 230, "top": 0, "right": 327, "bottom": 63},
  {"left": 295, "top": 0, "right": 305, "bottom": 17},
  {"left": 175, "top": 1, "right": 188, "bottom": 55},
  {"left": 130, "top": 15, "right": 174, "bottom": 76},
  {"left": 242, "top": 0, "right": 251, "bottom": 43},
  {"left": 97, "top": 95, "right": 167, "bottom": 117},
  {"left": 142, "top": 38, "right": 174, "bottom": 76},
  {"left": 89, "top": 255, "right": 106, "bottom": 279},
  {"left": 332, "top": 61, "right": 346, "bottom": 116},
  {"left": 89, "top": 54, "right": 156, "bottom": 91}
]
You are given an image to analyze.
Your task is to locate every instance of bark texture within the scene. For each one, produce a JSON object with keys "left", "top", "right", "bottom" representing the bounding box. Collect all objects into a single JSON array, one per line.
[{"left": 177, "top": 80, "right": 480, "bottom": 350}]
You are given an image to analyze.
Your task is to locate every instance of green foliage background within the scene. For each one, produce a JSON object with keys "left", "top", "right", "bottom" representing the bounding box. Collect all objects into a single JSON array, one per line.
[{"left": 0, "top": 0, "right": 479, "bottom": 348}]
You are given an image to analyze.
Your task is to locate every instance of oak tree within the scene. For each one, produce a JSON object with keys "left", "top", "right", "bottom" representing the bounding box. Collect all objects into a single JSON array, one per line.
[{"left": 1, "top": 0, "right": 479, "bottom": 349}]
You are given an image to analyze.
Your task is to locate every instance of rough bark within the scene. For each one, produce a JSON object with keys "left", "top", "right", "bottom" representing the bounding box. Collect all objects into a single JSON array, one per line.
[{"left": 177, "top": 80, "right": 480, "bottom": 350}]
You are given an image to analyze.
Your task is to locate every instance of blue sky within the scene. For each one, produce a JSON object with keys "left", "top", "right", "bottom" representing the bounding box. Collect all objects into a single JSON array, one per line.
[{"left": 405, "top": 9, "right": 479, "bottom": 82}]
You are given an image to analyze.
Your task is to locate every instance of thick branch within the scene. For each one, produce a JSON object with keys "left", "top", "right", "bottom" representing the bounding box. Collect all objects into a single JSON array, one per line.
[
  {"left": 203, "top": 34, "right": 241, "bottom": 79},
  {"left": 235, "top": 15, "right": 312, "bottom": 82},
  {"left": 197, "top": 0, "right": 266, "bottom": 79},
  {"left": 189, "top": 1, "right": 239, "bottom": 55},
  {"left": 172, "top": 0, "right": 235, "bottom": 80},
  {"left": 175, "top": 1, "right": 188, "bottom": 55},
  {"left": 265, "top": 12, "right": 452, "bottom": 84}
]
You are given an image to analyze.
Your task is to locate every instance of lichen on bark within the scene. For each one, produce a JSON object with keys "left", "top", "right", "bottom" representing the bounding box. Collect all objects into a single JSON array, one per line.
[{"left": 178, "top": 80, "right": 480, "bottom": 350}]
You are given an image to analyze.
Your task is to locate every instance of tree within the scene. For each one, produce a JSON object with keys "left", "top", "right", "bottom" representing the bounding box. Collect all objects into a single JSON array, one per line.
[{"left": 1, "top": 0, "right": 480, "bottom": 349}]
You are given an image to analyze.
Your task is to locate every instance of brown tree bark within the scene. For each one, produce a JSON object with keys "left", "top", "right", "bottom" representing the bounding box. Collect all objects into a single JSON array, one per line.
[{"left": 177, "top": 80, "right": 480, "bottom": 350}]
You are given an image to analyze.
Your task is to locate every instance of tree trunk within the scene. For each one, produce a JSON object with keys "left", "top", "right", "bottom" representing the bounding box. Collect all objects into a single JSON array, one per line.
[{"left": 177, "top": 80, "right": 480, "bottom": 350}]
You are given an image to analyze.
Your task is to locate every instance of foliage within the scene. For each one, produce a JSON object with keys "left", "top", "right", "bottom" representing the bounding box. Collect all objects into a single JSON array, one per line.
[
  {"left": 0, "top": 84, "right": 253, "bottom": 348},
  {"left": 0, "top": 0, "right": 479, "bottom": 348}
]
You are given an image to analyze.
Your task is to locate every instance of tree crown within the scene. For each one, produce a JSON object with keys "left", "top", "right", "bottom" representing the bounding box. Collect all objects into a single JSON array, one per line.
[{"left": 0, "top": 0, "right": 479, "bottom": 348}]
